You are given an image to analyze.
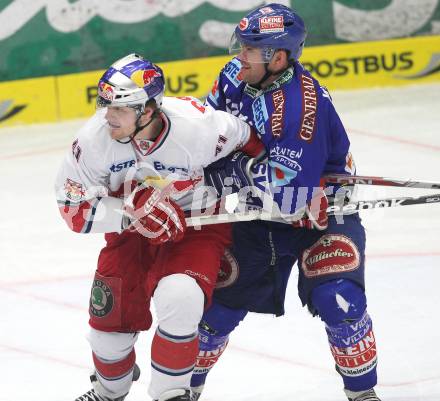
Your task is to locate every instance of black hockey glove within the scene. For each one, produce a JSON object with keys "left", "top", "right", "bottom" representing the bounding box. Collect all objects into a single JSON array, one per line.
[{"left": 204, "top": 151, "right": 255, "bottom": 197}]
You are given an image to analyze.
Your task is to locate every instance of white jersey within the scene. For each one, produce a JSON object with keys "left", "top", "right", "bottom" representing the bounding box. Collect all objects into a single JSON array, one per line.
[{"left": 55, "top": 96, "right": 261, "bottom": 233}]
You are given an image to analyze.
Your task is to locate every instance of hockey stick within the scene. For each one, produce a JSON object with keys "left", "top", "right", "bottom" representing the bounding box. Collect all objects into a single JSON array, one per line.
[
  {"left": 323, "top": 174, "right": 440, "bottom": 190},
  {"left": 185, "top": 192, "right": 440, "bottom": 227},
  {"left": 139, "top": 173, "right": 440, "bottom": 227}
]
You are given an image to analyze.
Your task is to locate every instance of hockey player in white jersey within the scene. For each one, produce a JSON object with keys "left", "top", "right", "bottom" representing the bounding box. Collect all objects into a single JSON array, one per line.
[{"left": 55, "top": 53, "right": 263, "bottom": 401}]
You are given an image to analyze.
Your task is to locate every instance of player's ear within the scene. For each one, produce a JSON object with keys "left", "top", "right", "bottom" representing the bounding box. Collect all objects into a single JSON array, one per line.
[
  {"left": 139, "top": 105, "right": 155, "bottom": 124},
  {"left": 140, "top": 98, "right": 159, "bottom": 124},
  {"left": 272, "top": 50, "right": 289, "bottom": 69}
]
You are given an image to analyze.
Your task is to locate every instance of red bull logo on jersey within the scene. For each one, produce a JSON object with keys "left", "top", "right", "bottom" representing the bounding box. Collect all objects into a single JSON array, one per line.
[
  {"left": 298, "top": 74, "right": 317, "bottom": 142},
  {"left": 64, "top": 178, "right": 85, "bottom": 202},
  {"left": 259, "top": 16, "right": 284, "bottom": 33}
]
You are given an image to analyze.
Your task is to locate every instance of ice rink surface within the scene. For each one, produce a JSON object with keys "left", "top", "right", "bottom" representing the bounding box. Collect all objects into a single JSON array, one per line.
[{"left": 1, "top": 83, "right": 439, "bottom": 401}]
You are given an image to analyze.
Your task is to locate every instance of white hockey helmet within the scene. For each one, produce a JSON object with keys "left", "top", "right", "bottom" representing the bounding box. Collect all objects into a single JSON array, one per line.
[{"left": 96, "top": 53, "right": 165, "bottom": 113}]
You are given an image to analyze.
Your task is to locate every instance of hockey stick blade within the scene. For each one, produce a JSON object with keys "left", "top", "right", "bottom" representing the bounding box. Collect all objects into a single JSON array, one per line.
[
  {"left": 324, "top": 174, "right": 440, "bottom": 190},
  {"left": 185, "top": 192, "right": 440, "bottom": 227}
]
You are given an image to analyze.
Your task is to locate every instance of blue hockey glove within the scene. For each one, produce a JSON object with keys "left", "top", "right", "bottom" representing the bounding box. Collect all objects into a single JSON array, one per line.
[{"left": 204, "top": 152, "right": 255, "bottom": 197}]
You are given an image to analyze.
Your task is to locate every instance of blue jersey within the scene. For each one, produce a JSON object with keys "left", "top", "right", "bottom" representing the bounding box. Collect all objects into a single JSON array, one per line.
[
  {"left": 206, "top": 58, "right": 355, "bottom": 214},
  {"left": 200, "top": 58, "right": 375, "bottom": 394}
]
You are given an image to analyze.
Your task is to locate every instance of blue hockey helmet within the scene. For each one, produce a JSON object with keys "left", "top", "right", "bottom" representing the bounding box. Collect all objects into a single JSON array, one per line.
[
  {"left": 96, "top": 53, "right": 165, "bottom": 113},
  {"left": 230, "top": 3, "right": 307, "bottom": 63}
]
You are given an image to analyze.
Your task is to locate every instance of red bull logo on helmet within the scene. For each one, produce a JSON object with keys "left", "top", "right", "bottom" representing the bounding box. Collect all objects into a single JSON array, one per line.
[
  {"left": 130, "top": 69, "right": 161, "bottom": 87},
  {"left": 98, "top": 82, "right": 114, "bottom": 101},
  {"left": 143, "top": 69, "right": 161, "bottom": 85}
]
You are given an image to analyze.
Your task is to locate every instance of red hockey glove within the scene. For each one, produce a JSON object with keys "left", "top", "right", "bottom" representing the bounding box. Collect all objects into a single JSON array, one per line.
[
  {"left": 124, "top": 186, "right": 186, "bottom": 244},
  {"left": 292, "top": 187, "right": 329, "bottom": 231}
]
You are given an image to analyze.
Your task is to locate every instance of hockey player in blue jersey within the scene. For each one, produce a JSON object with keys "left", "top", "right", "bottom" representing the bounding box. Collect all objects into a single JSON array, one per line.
[{"left": 190, "top": 4, "right": 381, "bottom": 401}]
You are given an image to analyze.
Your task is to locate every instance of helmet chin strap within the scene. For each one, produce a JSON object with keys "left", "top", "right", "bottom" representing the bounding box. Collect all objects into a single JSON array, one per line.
[
  {"left": 255, "top": 60, "right": 288, "bottom": 89},
  {"left": 254, "top": 50, "right": 291, "bottom": 89},
  {"left": 254, "top": 63, "right": 273, "bottom": 89},
  {"left": 116, "top": 109, "right": 160, "bottom": 144}
]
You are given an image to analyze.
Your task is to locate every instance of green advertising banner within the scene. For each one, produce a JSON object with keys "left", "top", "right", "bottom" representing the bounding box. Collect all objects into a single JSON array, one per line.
[{"left": 1, "top": 0, "right": 440, "bottom": 82}]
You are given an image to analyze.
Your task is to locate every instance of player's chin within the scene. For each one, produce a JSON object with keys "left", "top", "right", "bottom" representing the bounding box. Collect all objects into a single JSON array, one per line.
[
  {"left": 244, "top": 73, "right": 260, "bottom": 85},
  {"left": 110, "top": 129, "right": 125, "bottom": 140},
  {"left": 239, "top": 68, "right": 253, "bottom": 83}
]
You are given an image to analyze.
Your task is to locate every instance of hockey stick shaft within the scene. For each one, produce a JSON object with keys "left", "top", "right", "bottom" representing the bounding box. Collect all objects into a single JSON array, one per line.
[
  {"left": 185, "top": 192, "right": 440, "bottom": 227},
  {"left": 323, "top": 174, "right": 440, "bottom": 190}
]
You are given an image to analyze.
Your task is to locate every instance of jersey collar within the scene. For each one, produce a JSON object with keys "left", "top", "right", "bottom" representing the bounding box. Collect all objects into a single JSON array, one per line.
[
  {"left": 133, "top": 111, "right": 171, "bottom": 156},
  {"left": 244, "top": 66, "right": 294, "bottom": 98}
]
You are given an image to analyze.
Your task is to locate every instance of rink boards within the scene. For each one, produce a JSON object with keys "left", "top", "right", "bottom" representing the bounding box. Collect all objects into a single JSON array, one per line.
[{"left": 0, "top": 35, "right": 439, "bottom": 126}]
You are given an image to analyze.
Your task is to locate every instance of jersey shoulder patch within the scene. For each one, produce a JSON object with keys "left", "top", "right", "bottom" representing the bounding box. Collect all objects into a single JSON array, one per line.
[{"left": 222, "top": 58, "right": 244, "bottom": 88}]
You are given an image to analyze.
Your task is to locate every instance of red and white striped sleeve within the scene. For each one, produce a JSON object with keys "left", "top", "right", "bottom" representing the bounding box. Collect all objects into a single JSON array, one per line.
[{"left": 54, "top": 127, "right": 126, "bottom": 234}]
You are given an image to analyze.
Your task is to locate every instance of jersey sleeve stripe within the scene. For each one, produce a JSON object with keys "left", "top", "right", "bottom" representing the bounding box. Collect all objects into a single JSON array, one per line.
[
  {"left": 240, "top": 127, "right": 265, "bottom": 158},
  {"left": 81, "top": 198, "right": 102, "bottom": 233}
]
